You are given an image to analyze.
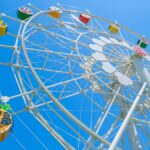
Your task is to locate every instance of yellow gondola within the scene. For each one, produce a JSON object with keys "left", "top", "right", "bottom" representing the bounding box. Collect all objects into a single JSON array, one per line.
[
  {"left": 108, "top": 23, "right": 119, "bottom": 33},
  {"left": 0, "top": 20, "right": 7, "bottom": 36},
  {"left": 0, "top": 109, "right": 12, "bottom": 141},
  {"left": 49, "top": 6, "right": 61, "bottom": 19}
]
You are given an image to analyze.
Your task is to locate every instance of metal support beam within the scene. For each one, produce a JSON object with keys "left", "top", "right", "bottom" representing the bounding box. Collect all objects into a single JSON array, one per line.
[{"left": 109, "top": 82, "right": 147, "bottom": 150}]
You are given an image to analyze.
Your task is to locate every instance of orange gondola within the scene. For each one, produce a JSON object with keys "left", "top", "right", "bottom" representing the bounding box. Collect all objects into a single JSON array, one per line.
[
  {"left": 49, "top": 6, "right": 61, "bottom": 19},
  {"left": 0, "top": 109, "right": 12, "bottom": 141}
]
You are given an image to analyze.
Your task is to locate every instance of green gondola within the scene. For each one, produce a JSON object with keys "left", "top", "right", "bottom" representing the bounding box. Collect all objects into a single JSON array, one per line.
[
  {"left": 17, "top": 7, "right": 33, "bottom": 20},
  {"left": 137, "top": 38, "right": 148, "bottom": 48}
]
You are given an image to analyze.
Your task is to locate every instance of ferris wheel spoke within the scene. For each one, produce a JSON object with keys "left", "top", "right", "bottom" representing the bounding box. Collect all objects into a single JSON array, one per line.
[
  {"left": 30, "top": 65, "right": 75, "bottom": 75},
  {"left": 109, "top": 41, "right": 130, "bottom": 58},
  {"left": 42, "top": 70, "right": 105, "bottom": 89},
  {"left": 139, "top": 125, "right": 150, "bottom": 148},
  {"left": 120, "top": 43, "right": 131, "bottom": 57},
  {"left": 98, "top": 116, "right": 121, "bottom": 149},
  {"left": 31, "top": 110, "right": 76, "bottom": 150},
  {"left": 61, "top": 21, "right": 81, "bottom": 35},
  {"left": 29, "top": 91, "right": 85, "bottom": 109},
  {"left": 43, "top": 67, "right": 70, "bottom": 86},
  {"left": 94, "top": 74, "right": 133, "bottom": 103},
  {"left": 25, "top": 51, "right": 69, "bottom": 68},
  {"left": 89, "top": 43, "right": 130, "bottom": 63},
  {"left": 12, "top": 90, "right": 90, "bottom": 142},
  {"left": 62, "top": 11, "right": 84, "bottom": 33},
  {"left": 10, "top": 132, "right": 26, "bottom": 150},
  {"left": 44, "top": 118, "right": 87, "bottom": 146},
  {"left": 83, "top": 92, "right": 117, "bottom": 119},
  {"left": 93, "top": 39, "right": 130, "bottom": 60},
  {"left": 2, "top": 13, "right": 23, "bottom": 24},
  {"left": 24, "top": 27, "right": 42, "bottom": 41},
  {"left": 57, "top": 83, "right": 71, "bottom": 100},
  {"left": 122, "top": 85, "right": 139, "bottom": 99},
  {"left": 25, "top": 39, "right": 81, "bottom": 60},
  {"left": 24, "top": 24, "right": 37, "bottom": 35},
  {"left": 11, "top": 22, "right": 24, "bottom": 64},
  {"left": 105, "top": 41, "right": 128, "bottom": 58},
  {"left": 25, "top": 47, "right": 80, "bottom": 58},
  {"left": 55, "top": 19, "right": 80, "bottom": 39},
  {"left": 84, "top": 84, "right": 122, "bottom": 149},
  {"left": 0, "top": 62, "right": 13, "bottom": 67},
  {"left": 28, "top": 3, "right": 42, "bottom": 11},
  {"left": 7, "top": 32, "right": 21, "bottom": 40},
  {"left": 0, "top": 44, "right": 14, "bottom": 50},
  {"left": 30, "top": 90, "right": 88, "bottom": 145},
  {"left": 7, "top": 79, "right": 90, "bottom": 105},
  {"left": 32, "top": 22, "right": 75, "bottom": 43},
  {"left": 42, "top": 110, "right": 87, "bottom": 147}
]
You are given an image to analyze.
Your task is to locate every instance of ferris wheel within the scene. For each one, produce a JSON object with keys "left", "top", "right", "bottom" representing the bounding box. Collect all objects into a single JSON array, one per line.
[{"left": 0, "top": 3, "right": 150, "bottom": 150}]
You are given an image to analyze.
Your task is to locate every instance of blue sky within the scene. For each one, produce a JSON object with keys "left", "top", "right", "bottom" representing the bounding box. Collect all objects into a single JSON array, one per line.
[{"left": 0, "top": 0, "right": 150, "bottom": 150}]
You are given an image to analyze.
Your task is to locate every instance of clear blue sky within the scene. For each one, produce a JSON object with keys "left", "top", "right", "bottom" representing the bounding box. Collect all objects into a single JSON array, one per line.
[{"left": 0, "top": 0, "right": 150, "bottom": 150}]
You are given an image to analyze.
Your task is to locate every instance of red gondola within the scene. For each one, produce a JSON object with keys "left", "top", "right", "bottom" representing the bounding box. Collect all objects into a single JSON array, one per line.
[{"left": 79, "top": 14, "right": 91, "bottom": 24}]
